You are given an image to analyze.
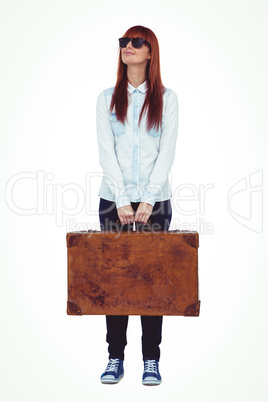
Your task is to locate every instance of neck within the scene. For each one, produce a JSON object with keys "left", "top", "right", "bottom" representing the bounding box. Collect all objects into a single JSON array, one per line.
[{"left": 127, "top": 65, "right": 147, "bottom": 88}]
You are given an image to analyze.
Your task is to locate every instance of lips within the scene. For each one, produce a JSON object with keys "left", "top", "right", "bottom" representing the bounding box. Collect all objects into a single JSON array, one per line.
[{"left": 125, "top": 52, "right": 134, "bottom": 55}]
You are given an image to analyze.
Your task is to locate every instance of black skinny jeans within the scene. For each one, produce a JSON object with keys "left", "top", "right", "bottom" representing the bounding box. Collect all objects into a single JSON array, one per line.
[{"left": 99, "top": 197, "right": 172, "bottom": 362}]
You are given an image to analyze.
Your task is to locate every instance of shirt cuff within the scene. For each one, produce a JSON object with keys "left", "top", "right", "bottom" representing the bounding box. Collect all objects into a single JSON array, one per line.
[
  {"left": 115, "top": 193, "right": 131, "bottom": 209},
  {"left": 140, "top": 190, "right": 158, "bottom": 207}
]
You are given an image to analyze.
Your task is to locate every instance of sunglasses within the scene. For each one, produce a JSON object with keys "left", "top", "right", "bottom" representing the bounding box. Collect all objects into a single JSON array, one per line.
[{"left": 119, "top": 37, "right": 151, "bottom": 50}]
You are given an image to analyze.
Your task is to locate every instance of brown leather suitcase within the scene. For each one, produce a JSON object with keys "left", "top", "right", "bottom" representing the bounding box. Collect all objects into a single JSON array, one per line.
[{"left": 66, "top": 222, "right": 200, "bottom": 317}]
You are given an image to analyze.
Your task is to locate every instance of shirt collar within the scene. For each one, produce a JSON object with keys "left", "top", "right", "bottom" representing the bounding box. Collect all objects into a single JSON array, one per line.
[{"left": 127, "top": 80, "right": 148, "bottom": 94}]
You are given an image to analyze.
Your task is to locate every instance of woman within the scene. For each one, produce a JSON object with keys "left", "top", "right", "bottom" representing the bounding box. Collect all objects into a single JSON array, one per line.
[{"left": 96, "top": 25, "right": 178, "bottom": 385}]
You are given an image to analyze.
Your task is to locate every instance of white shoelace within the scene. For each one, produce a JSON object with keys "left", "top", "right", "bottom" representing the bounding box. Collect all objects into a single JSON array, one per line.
[
  {"left": 106, "top": 358, "right": 120, "bottom": 372},
  {"left": 144, "top": 360, "right": 158, "bottom": 374}
]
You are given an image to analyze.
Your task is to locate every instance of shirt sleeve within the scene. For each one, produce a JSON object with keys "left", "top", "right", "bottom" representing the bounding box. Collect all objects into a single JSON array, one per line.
[
  {"left": 140, "top": 90, "right": 179, "bottom": 207},
  {"left": 96, "top": 91, "right": 131, "bottom": 209}
]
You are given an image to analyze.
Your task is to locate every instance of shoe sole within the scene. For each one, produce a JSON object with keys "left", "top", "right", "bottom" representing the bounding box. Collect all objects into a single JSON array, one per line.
[
  {"left": 100, "top": 374, "right": 124, "bottom": 384},
  {"left": 142, "top": 377, "right": 162, "bottom": 385}
]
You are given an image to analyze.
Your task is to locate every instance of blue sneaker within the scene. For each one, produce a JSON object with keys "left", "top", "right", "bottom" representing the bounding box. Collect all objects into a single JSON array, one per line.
[
  {"left": 142, "top": 360, "right": 162, "bottom": 385},
  {"left": 100, "top": 358, "right": 124, "bottom": 384}
]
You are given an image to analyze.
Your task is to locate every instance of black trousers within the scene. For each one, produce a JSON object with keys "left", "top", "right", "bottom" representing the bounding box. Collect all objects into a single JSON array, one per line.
[{"left": 99, "top": 197, "right": 172, "bottom": 361}]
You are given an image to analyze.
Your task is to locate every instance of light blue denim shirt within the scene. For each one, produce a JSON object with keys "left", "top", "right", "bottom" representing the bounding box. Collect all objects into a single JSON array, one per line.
[{"left": 96, "top": 80, "right": 178, "bottom": 209}]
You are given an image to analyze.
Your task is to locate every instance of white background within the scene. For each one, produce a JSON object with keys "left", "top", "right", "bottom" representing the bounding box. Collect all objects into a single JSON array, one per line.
[{"left": 1, "top": 0, "right": 267, "bottom": 401}]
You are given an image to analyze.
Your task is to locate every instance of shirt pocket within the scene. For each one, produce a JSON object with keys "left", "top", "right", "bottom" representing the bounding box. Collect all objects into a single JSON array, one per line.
[
  {"left": 109, "top": 112, "right": 125, "bottom": 136},
  {"left": 147, "top": 118, "right": 164, "bottom": 138}
]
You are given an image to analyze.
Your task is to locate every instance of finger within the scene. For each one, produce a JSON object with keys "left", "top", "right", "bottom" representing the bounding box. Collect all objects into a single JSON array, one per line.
[
  {"left": 129, "top": 212, "right": 135, "bottom": 223},
  {"left": 120, "top": 216, "right": 126, "bottom": 225},
  {"left": 140, "top": 213, "right": 146, "bottom": 224},
  {"left": 142, "top": 214, "right": 150, "bottom": 224},
  {"left": 137, "top": 214, "right": 143, "bottom": 223}
]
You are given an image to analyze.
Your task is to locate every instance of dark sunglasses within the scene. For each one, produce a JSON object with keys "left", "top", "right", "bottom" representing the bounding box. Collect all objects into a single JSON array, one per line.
[{"left": 119, "top": 37, "right": 151, "bottom": 50}]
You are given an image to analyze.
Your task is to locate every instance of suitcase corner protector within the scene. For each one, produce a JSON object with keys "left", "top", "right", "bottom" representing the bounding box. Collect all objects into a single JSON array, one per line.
[
  {"left": 183, "top": 233, "right": 199, "bottom": 248},
  {"left": 184, "top": 300, "right": 201, "bottom": 316},
  {"left": 67, "top": 301, "right": 82, "bottom": 315}
]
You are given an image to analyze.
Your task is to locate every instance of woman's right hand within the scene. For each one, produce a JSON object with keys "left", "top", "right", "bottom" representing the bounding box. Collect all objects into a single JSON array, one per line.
[{"left": 117, "top": 205, "right": 135, "bottom": 225}]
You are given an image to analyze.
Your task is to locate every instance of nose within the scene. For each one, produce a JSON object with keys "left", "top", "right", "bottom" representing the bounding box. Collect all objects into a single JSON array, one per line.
[{"left": 126, "top": 39, "right": 132, "bottom": 48}]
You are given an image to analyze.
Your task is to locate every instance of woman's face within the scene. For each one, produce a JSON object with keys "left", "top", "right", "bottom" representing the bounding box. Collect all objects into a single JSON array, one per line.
[{"left": 121, "top": 39, "right": 151, "bottom": 67}]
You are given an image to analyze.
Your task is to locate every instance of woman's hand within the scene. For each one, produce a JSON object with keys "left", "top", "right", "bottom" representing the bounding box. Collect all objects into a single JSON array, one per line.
[
  {"left": 135, "top": 202, "right": 153, "bottom": 224},
  {"left": 117, "top": 205, "right": 135, "bottom": 225}
]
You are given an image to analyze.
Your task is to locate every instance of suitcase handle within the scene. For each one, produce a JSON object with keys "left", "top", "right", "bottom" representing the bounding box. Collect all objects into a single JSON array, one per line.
[{"left": 115, "top": 218, "right": 152, "bottom": 232}]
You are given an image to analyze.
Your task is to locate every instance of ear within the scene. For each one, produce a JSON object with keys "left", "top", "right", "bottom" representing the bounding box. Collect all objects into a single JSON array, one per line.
[{"left": 147, "top": 53, "right": 151, "bottom": 60}]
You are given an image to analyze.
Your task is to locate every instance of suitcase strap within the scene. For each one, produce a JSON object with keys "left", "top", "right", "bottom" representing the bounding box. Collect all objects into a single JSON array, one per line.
[{"left": 115, "top": 219, "right": 152, "bottom": 232}]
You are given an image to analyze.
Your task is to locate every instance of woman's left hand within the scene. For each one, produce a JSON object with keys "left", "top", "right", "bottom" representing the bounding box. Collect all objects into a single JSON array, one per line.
[{"left": 135, "top": 202, "right": 153, "bottom": 224}]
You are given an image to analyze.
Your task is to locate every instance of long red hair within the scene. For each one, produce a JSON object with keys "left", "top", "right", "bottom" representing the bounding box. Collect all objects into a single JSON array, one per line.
[{"left": 110, "top": 25, "right": 165, "bottom": 132}]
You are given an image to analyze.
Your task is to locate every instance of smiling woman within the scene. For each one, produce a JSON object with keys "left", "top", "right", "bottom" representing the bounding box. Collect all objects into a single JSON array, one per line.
[{"left": 96, "top": 24, "right": 179, "bottom": 386}]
